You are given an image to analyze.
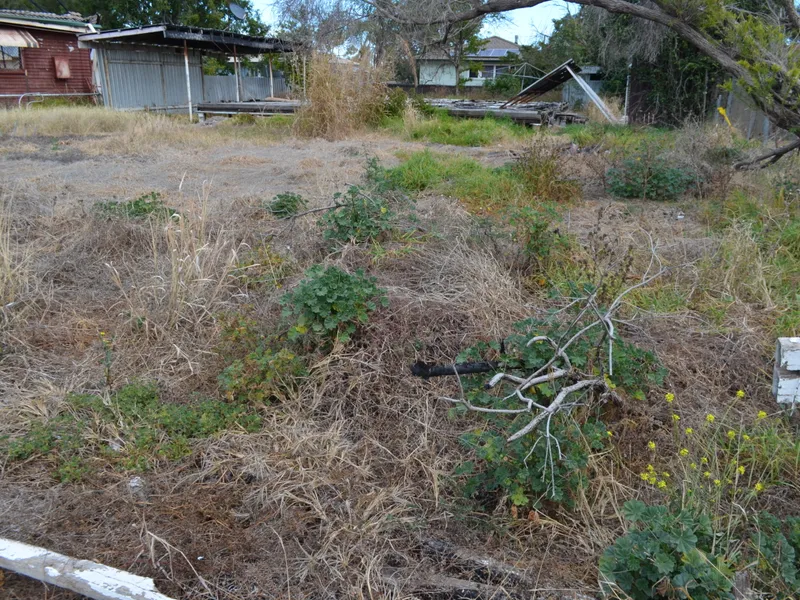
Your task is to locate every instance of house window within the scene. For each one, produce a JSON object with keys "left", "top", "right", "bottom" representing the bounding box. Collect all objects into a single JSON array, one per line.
[
  {"left": 469, "top": 66, "right": 482, "bottom": 78},
  {"left": 0, "top": 46, "right": 21, "bottom": 69}
]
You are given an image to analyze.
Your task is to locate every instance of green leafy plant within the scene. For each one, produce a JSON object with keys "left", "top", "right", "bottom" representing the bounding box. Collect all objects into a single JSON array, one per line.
[
  {"left": 280, "top": 265, "right": 388, "bottom": 342},
  {"left": 320, "top": 185, "right": 394, "bottom": 245},
  {"left": 219, "top": 347, "right": 307, "bottom": 404},
  {"left": 267, "top": 192, "right": 308, "bottom": 218},
  {"left": 599, "top": 501, "right": 735, "bottom": 600},
  {"left": 506, "top": 205, "right": 570, "bottom": 273},
  {"left": 750, "top": 512, "right": 800, "bottom": 595},
  {"left": 607, "top": 155, "right": 696, "bottom": 201},
  {"left": 1, "top": 383, "right": 261, "bottom": 480},
  {"left": 233, "top": 245, "right": 292, "bottom": 289},
  {"left": 483, "top": 73, "right": 521, "bottom": 97},
  {"left": 94, "top": 191, "right": 177, "bottom": 219}
]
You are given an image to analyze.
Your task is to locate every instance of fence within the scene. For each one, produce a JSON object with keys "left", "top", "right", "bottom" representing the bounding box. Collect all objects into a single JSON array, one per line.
[{"left": 203, "top": 74, "right": 288, "bottom": 103}]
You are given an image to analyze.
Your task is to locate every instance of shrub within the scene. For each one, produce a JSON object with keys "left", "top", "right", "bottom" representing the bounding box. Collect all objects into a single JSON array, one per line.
[
  {"left": 280, "top": 265, "right": 388, "bottom": 342},
  {"left": 233, "top": 244, "right": 292, "bottom": 290},
  {"left": 384, "top": 88, "right": 408, "bottom": 118},
  {"left": 599, "top": 501, "right": 734, "bottom": 600},
  {"left": 320, "top": 185, "right": 394, "bottom": 245},
  {"left": 511, "top": 142, "right": 581, "bottom": 203},
  {"left": 94, "top": 191, "right": 177, "bottom": 219},
  {"left": 219, "top": 347, "right": 307, "bottom": 404},
  {"left": 607, "top": 156, "right": 696, "bottom": 201},
  {"left": 267, "top": 192, "right": 307, "bottom": 218},
  {"left": 483, "top": 74, "right": 521, "bottom": 97},
  {"left": 506, "top": 205, "right": 570, "bottom": 274}
]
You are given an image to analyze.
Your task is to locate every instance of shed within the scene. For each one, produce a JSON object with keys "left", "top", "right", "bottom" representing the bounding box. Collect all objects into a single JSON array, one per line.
[
  {"left": 78, "top": 25, "right": 295, "bottom": 115},
  {"left": 0, "top": 10, "right": 96, "bottom": 106}
]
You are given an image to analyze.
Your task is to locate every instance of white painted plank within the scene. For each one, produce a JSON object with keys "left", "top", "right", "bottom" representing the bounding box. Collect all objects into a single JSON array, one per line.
[
  {"left": 777, "top": 337, "right": 800, "bottom": 371},
  {"left": 0, "top": 537, "right": 175, "bottom": 600},
  {"left": 773, "top": 364, "right": 800, "bottom": 404}
]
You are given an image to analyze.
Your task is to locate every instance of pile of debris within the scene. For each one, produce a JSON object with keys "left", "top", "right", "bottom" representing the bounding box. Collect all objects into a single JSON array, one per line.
[{"left": 426, "top": 98, "right": 586, "bottom": 126}]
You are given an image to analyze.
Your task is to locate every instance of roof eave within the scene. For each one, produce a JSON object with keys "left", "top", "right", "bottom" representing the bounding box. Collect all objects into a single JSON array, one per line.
[{"left": 0, "top": 16, "right": 93, "bottom": 34}]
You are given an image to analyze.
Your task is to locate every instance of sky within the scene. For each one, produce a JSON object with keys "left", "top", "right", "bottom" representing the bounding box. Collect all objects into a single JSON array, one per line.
[{"left": 249, "top": 0, "right": 570, "bottom": 46}]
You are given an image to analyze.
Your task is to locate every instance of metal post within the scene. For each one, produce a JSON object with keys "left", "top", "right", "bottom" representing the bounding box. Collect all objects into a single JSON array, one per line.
[
  {"left": 233, "top": 45, "right": 241, "bottom": 102},
  {"left": 623, "top": 63, "right": 632, "bottom": 124},
  {"left": 183, "top": 40, "right": 192, "bottom": 121},
  {"left": 269, "top": 57, "right": 274, "bottom": 98},
  {"left": 302, "top": 55, "right": 306, "bottom": 99},
  {"left": 565, "top": 64, "right": 619, "bottom": 124}
]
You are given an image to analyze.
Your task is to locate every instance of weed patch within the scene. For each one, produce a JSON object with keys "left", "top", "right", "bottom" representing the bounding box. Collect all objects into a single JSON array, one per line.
[
  {"left": 384, "top": 112, "right": 529, "bottom": 146},
  {"left": 94, "top": 191, "right": 177, "bottom": 220}
]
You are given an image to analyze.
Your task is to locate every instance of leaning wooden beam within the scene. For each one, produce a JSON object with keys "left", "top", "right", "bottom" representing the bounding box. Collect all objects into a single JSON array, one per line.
[{"left": 0, "top": 537, "right": 176, "bottom": 600}]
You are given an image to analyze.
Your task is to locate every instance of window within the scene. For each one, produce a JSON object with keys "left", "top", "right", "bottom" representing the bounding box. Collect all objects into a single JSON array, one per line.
[{"left": 0, "top": 46, "right": 21, "bottom": 70}]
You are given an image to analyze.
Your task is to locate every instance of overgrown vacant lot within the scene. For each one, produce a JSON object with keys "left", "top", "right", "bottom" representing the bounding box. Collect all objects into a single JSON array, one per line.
[{"left": 1, "top": 106, "right": 799, "bottom": 600}]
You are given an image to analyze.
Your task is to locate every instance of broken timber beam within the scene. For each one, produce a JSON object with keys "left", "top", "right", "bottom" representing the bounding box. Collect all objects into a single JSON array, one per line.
[{"left": 0, "top": 537, "right": 176, "bottom": 600}]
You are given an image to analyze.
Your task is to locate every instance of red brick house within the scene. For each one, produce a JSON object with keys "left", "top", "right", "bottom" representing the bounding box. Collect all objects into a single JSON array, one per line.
[{"left": 0, "top": 10, "right": 96, "bottom": 105}]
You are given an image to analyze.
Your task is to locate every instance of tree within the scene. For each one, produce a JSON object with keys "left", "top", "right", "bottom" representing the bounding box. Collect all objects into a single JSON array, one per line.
[{"left": 368, "top": 0, "right": 800, "bottom": 166}]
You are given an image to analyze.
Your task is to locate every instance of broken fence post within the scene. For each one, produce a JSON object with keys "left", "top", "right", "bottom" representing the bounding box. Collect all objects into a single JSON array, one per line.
[
  {"left": 773, "top": 337, "right": 800, "bottom": 405},
  {"left": 0, "top": 537, "right": 176, "bottom": 600}
]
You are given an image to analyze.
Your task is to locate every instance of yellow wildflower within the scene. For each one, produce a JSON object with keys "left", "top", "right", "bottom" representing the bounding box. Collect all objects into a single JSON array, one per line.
[
  {"left": 640, "top": 472, "right": 650, "bottom": 481},
  {"left": 646, "top": 464, "right": 655, "bottom": 472},
  {"left": 665, "top": 393, "right": 675, "bottom": 403},
  {"left": 648, "top": 441, "right": 656, "bottom": 451},
  {"left": 704, "top": 471, "right": 712, "bottom": 478},
  {"left": 662, "top": 472, "right": 670, "bottom": 478},
  {"left": 736, "top": 390, "right": 745, "bottom": 398},
  {"left": 657, "top": 480, "right": 667, "bottom": 489},
  {"left": 679, "top": 448, "right": 689, "bottom": 457},
  {"left": 701, "top": 457, "right": 708, "bottom": 464},
  {"left": 647, "top": 474, "right": 657, "bottom": 485},
  {"left": 743, "top": 434, "right": 751, "bottom": 441},
  {"left": 714, "top": 479, "right": 722, "bottom": 487},
  {"left": 706, "top": 414, "right": 715, "bottom": 423},
  {"left": 755, "top": 482, "right": 764, "bottom": 492},
  {"left": 727, "top": 430, "right": 736, "bottom": 440},
  {"left": 738, "top": 466, "right": 745, "bottom": 475},
  {"left": 607, "top": 431, "right": 613, "bottom": 437},
  {"left": 685, "top": 427, "right": 693, "bottom": 435},
  {"left": 757, "top": 411, "right": 767, "bottom": 420},
  {"left": 672, "top": 414, "right": 680, "bottom": 422},
  {"left": 690, "top": 463, "right": 697, "bottom": 470}
]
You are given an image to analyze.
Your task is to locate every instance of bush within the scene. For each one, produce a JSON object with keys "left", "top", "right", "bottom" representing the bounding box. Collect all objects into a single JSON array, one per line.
[
  {"left": 506, "top": 205, "right": 570, "bottom": 274},
  {"left": 607, "top": 155, "right": 696, "bottom": 201},
  {"left": 233, "top": 244, "right": 292, "bottom": 290},
  {"left": 483, "top": 74, "right": 521, "bottom": 97},
  {"left": 599, "top": 501, "right": 734, "bottom": 600},
  {"left": 384, "top": 88, "right": 408, "bottom": 118},
  {"left": 320, "top": 185, "right": 395, "bottom": 245},
  {"left": 511, "top": 142, "right": 581, "bottom": 203},
  {"left": 267, "top": 192, "right": 307, "bottom": 218},
  {"left": 94, "top": 191, "right": 177, "bottom": 219},
  {"left": 219, "top": 347, "right": 307, "bottom": 404},
  {"left": 280, "top": 265, "right": 388, "bottom": 342}
]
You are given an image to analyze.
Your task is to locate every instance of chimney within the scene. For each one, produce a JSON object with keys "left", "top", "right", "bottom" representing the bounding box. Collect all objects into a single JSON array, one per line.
[{"left": 514, "top": 35, "right": 519, "bottom": 45}]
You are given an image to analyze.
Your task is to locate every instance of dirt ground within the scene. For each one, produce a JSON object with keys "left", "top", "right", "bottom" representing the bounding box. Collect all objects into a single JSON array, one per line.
[{"left": 0, "top": 127, "right": 781, "bottom": 600}]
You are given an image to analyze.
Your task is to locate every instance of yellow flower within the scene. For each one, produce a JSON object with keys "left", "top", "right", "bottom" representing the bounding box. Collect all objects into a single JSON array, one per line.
[
  {"left": 743, "top": 434, "right": 751, "bottom": 441},
  {"left": 657, "top": 480, "right": 667, "bottom": 489},
  {"left": 736, "top": 390, "right": 745, "bottom": 398},
  {"left": 647, "top": 474, "right": 657, "bottom": 485},
  {"left": 704, "top": 471, "right": 712, "bottom": 478},
  {"left": 646, "top": 464, "right": 655, "bottom": 472},
  {"left": 685, "top": 427, "right": 693, "bottom": 435},
  {"left": 755, "top": 482, "right": 764, "bottom": 492},
  {"left": 727, "top": 430, "right": 736, "bottom": 440},
  {"left": 99, "top": 331, "right": 106, "bottom": 336},
  {"left": 757, "top": 411, "right": 767, "bottom": 420},
  {"left": 701, "top": 457, "right": 708, "bottom": 464},
  {"left": 665, "top": 393, "right": 675, "bottom": 403},
  {"left": 738, "top": 466, "right": 745, "bottom": 475},
  {"left": 672, "top": 414, "right": 680, "bottom": 422},
  {"left": 679, "top": 448, "right": 689, "bottom": 457},
  {"left": 648, "top": 441, "right": 656, "bottom": 450},
  {"left": 714, "top": 479, "right": 722, "bottom": 486},
  {"left": 690, "top": 462, "right": 697, "bottom": 470},
  {"left": 706, "top": 414, "right": 715, "bottom": 423},
  {"left": 662, "top": 472, "right": 670, "bottom": 478},
  {"left": 640, "top": 472, "right": 650, "bottom": 481},
  {"left": 607, "top": 431, "right": 613, "bottom": 437}
]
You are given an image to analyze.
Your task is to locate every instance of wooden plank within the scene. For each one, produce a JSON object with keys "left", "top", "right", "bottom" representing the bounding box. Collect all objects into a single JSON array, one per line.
[
  {"left": 196, "top": 101, "right": 300, "bottom": 114},
  {"left": 0, "top": 537, "right": 176, "bottom": 600},
  {"left": 777, "top": 337, "right": 800, "bottom": 371},
  {"left": 442, "top": 106, "right": 543, "bottom": 123},
  {"left": 773, "top": 364, "right": 800, "bottom": 404}
]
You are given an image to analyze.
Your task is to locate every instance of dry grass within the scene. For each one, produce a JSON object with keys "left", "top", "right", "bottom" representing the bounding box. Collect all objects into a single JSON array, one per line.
[
  {"left": 294, "top": 53, "right": 389, "bottom": 140},
  {"left": 0, "top": 106, "right": 173, "bottom": 137},
  {"left": 586, "top": 95, "right": 624, "bottom": 123}
]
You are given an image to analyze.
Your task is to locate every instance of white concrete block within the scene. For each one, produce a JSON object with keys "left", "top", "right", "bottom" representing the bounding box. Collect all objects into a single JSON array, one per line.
[
  {"left": 776, "top": 337, "right": 800, "bottom": 371},
  {"left": 773, "top": 364, "right": 800, "bottom": 404}
]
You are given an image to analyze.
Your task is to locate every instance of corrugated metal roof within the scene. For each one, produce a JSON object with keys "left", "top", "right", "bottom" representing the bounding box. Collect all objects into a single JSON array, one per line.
[
  {"left": 0, "top": 9, "right": 93, "bottom": 27},
  {"left": 501, "top": 60, "right": 582, "bottom": 107},
  {"left": 0, "top": 27, "right": 39, "bottom": 48}
]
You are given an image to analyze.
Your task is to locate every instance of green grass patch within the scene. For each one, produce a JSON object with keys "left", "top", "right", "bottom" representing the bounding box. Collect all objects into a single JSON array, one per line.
[
  {"left": 383, "top": 112, "right": 529, "bottom": 147},
  {"left": 94, "top": 191, "right": 177, "bottom": 220},
  {"left": 1, "top": 383, "right": 262, "bottom": 480},
  {"left": 559, "top": 123, "right": 676, "bottom": 153}
]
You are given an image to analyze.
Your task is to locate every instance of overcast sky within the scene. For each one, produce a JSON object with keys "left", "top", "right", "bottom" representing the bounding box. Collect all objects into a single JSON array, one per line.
[{"left": 249, "top": 0, "right": 570, "bottom": 46}]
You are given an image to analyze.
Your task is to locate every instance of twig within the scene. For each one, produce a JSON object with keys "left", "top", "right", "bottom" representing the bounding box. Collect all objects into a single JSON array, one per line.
[{"left": 278, "top": 203, "right": 341, "bottom": 220}]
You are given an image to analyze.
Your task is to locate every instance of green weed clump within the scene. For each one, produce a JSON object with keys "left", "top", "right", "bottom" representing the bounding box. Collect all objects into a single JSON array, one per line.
[
  {"left": 320, "top": 186, "right": 395, "bottom": 245},
  {"left": 1, "top": 383, "right": 261, "bottom": 480},
  {"left": 387, "top": 113, "right": 529, "bottom": 147},
  {"left": 94, "top": 191, "right": 177, "bottom": 219},
  {"left": 599, "top": 501, "right": 734, "bottom": 600},
  {"left": 233, "top": 244, "right": 293, "bottom": 290},
  {"left": 267, "top": 192, "right": 307, "bottom": 218},
  {"left": 607, "top": 155, "right": 696, "bottom": 201},
  {"left": 280, "top": 265, "right": 388, "bottom": 343},
  {"left": 219, "top": 347, "right": 307, "bottom": 404}
]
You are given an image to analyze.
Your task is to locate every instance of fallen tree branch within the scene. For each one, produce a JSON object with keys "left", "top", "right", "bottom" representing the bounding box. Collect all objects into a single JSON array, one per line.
[
  {"left": 278, "top": 203, "right": 341, "bottom": 220},
  {"left": 410, "top": 360, "right": 499, "bottom": 378},
  {"left": 734, "top": 137, "right": 800, "bottom": 170},
  {"left": 0, "top": 537, "right": 175, "bottom": 600}
]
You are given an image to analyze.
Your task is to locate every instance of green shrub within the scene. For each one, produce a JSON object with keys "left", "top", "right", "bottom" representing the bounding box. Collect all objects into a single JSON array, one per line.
[
  {"left": 219, "top": 347, "right": 307, "bottom": 404},
  {"left": 599, "top": 501, "right": 735, "bottom": 600},
  {"left": 506, "top": 205, "right": 570, "bottom": 273},
  {"left": 384, "top": 88, "right": 408, "bottom": 118},
  {"left": 94, "top": 191, "right": 177, "bottom": 219},
  {"left": 280, "top": 265, "right": 388, "bottom": 342},
  {"left": 1, "top": 383, "right": 261, "bottom": 480},
  {"left": 320, "top": 185, "right": 394, "bottom": 244},
  {"left": 268, "top": 192, "right": 307, "bottom": 218},
  {"left": 607, "top": 156, "right": 696, "bottom": 201},
  {"left": 483, "top": 74, "right": 521, "bottom": 97},
  {"left": 233, "top": 244, "right": 293, "bottom": 289}
]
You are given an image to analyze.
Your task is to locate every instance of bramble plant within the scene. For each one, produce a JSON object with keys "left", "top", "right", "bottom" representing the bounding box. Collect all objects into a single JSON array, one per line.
[
  {"left": 280, "top": 265, "right": 388, "bottom": 343},
  {"left": 607, "top": 155, "right": 696, "bottom": 201},
  {"left": 320, "top": 185, "right": 395, "bottom": 245},
  {"left": 94, "top": 191, "right": 177, "bottom": 219},
  {"left": 267, "top": 192, "right": 307, "bottom": 218},
  {"left": 599, "top": 500, "right": 734, "bottom": 600}
]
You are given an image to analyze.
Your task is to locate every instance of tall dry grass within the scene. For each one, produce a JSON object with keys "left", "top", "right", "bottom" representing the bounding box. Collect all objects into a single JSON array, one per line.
[
  {"left": 294, "top": 53, "right": 389, "bottom": 140},
  {"left": 0, "top": 106, "right": 174, "bottom": 137},
  {"left": 585, "top": 95, "right": 624, "bottom": 123}
]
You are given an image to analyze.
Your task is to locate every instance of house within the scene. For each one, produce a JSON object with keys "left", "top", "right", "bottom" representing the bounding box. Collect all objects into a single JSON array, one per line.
[
  {"left": 0, "top": 10, "right": 96, "bottom": 105},
  {"left": 418, "top": 35, "right": 521, "bottom": 87}
]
